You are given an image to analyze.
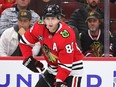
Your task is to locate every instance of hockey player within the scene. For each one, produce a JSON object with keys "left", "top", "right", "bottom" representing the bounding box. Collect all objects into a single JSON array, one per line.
[{"left": 19, "top": 4, "right": 84, "bottom": 87}]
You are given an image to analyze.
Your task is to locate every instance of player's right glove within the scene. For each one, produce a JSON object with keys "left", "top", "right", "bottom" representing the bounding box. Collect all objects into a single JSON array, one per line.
[
  {"left": 23, "top": 56, "right": 44, "bottom": 73},
  {"left": 54, "top": 82, "right": 68, "bottom": 87}
]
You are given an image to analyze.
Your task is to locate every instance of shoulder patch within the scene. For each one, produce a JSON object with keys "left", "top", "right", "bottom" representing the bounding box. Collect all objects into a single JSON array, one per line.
[
  {"left": 60, "top": 30, "right": 70, "bottom": 38},
  {"left": 38, "top": 20, "right": 44, "bottom": 24}
]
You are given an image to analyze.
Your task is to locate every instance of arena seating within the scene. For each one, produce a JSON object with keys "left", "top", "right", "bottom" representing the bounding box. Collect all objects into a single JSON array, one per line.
[
  {"left": 110, "top": 21, "right": 116, "bottom": 35},
  {"left": 99, "top": 3, "right": 116, "bottom": 34},
  {"left": 61, "top": 2, "right": 83, "bottom": 20},
  {"left": 110, "top": 3, "right": 116, "bottom": 34},
  {"left": 61, "top": 2, "right": 116, "bottom": 34},
  {"left": 110, "top": 3, "right": 116, "bottom": 21}
]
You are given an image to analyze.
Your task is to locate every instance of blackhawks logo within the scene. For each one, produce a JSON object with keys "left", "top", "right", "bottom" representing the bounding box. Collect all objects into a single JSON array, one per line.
[
  {"left": 38, "top": 20, "right": 44, "bottom": 24},
  {"left": 90, "top": 41, "right": 103, "bottom": 57},
  {"left": 60, "top": 30, "right": 70, "bottom": 38},
  {"left": 20, "top": 11, "right": 27, "bottom": 16},
  {"left": 42, "top": 44, "right": 58, "bottom": 63}
]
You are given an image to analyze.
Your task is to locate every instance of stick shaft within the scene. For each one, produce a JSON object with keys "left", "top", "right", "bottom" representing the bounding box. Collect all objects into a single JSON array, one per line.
[{"left": 37, "top": 68, "right": 52, "bottom": 87}]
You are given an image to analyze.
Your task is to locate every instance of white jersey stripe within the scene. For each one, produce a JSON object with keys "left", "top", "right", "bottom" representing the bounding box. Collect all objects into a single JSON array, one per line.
[{"left": 21, "top": 35, "right": 34, "bottom": 47}]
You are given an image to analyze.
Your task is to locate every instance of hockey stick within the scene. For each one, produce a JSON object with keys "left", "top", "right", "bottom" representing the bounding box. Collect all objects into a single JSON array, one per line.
[{"left": 37, "top": 68, "right": 52, "bottom": 87}]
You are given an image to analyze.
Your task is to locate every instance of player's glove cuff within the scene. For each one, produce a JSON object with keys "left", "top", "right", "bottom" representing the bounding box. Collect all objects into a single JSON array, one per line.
[
  {"left": 54, "top": 82, "right": 68, "bottom": 87},
  {"left": 23, "top": 56, "right": 44, "bottom": 72}
]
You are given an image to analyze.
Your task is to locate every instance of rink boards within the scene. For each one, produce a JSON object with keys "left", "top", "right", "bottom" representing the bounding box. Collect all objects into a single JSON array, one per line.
[{"left": 0, "top": 57, "right": 116, "bottom": 87}]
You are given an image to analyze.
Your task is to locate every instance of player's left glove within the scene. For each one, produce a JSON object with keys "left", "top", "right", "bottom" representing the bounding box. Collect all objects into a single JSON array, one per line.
[
  {"left": 54, "top": 82, "right": 68, "bottom": 87},
  {"left": 23, "top": 56, "right": 44, "bottom": 73}
]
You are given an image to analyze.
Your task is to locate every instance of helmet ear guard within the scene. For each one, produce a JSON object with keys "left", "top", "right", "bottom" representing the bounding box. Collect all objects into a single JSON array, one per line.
[{"left": 43, "top": 4, "right": 63, "bottom": 18}]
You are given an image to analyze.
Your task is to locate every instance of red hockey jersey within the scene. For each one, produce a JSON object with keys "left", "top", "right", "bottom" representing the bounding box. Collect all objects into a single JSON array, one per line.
[{"left": 20, "top": 21, "right": 84, "bottom": 82}]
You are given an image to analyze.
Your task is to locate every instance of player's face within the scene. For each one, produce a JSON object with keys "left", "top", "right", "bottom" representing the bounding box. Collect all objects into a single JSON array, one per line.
[
  {"left": 44, "top": 17, "right": 60, "bottom": 33},
  {"left": 87, "top": 18, "right": 100, "bottom": 32},
  {"left": 87, "top": 0, "right": 100, "bottom": 8},
  {"left": 18, "top": 18, "right": 31, "bottom": 30}
]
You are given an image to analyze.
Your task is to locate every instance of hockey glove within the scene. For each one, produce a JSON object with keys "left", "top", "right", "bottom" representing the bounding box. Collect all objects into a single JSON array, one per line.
[
  {"left": 54, "top": 82, "right": 68, "bottom": 87},
  {"left": 23, "top": 56, "right": 44, "bottom": 73}
]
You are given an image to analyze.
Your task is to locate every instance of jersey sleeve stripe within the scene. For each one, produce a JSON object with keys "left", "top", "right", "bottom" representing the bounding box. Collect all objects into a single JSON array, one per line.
[
  {"left": 58, "top": 63, "right": 72, "bottom": 71},
  {"left": 20, "top": 35, "right": 35, "bottom": 48}
]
